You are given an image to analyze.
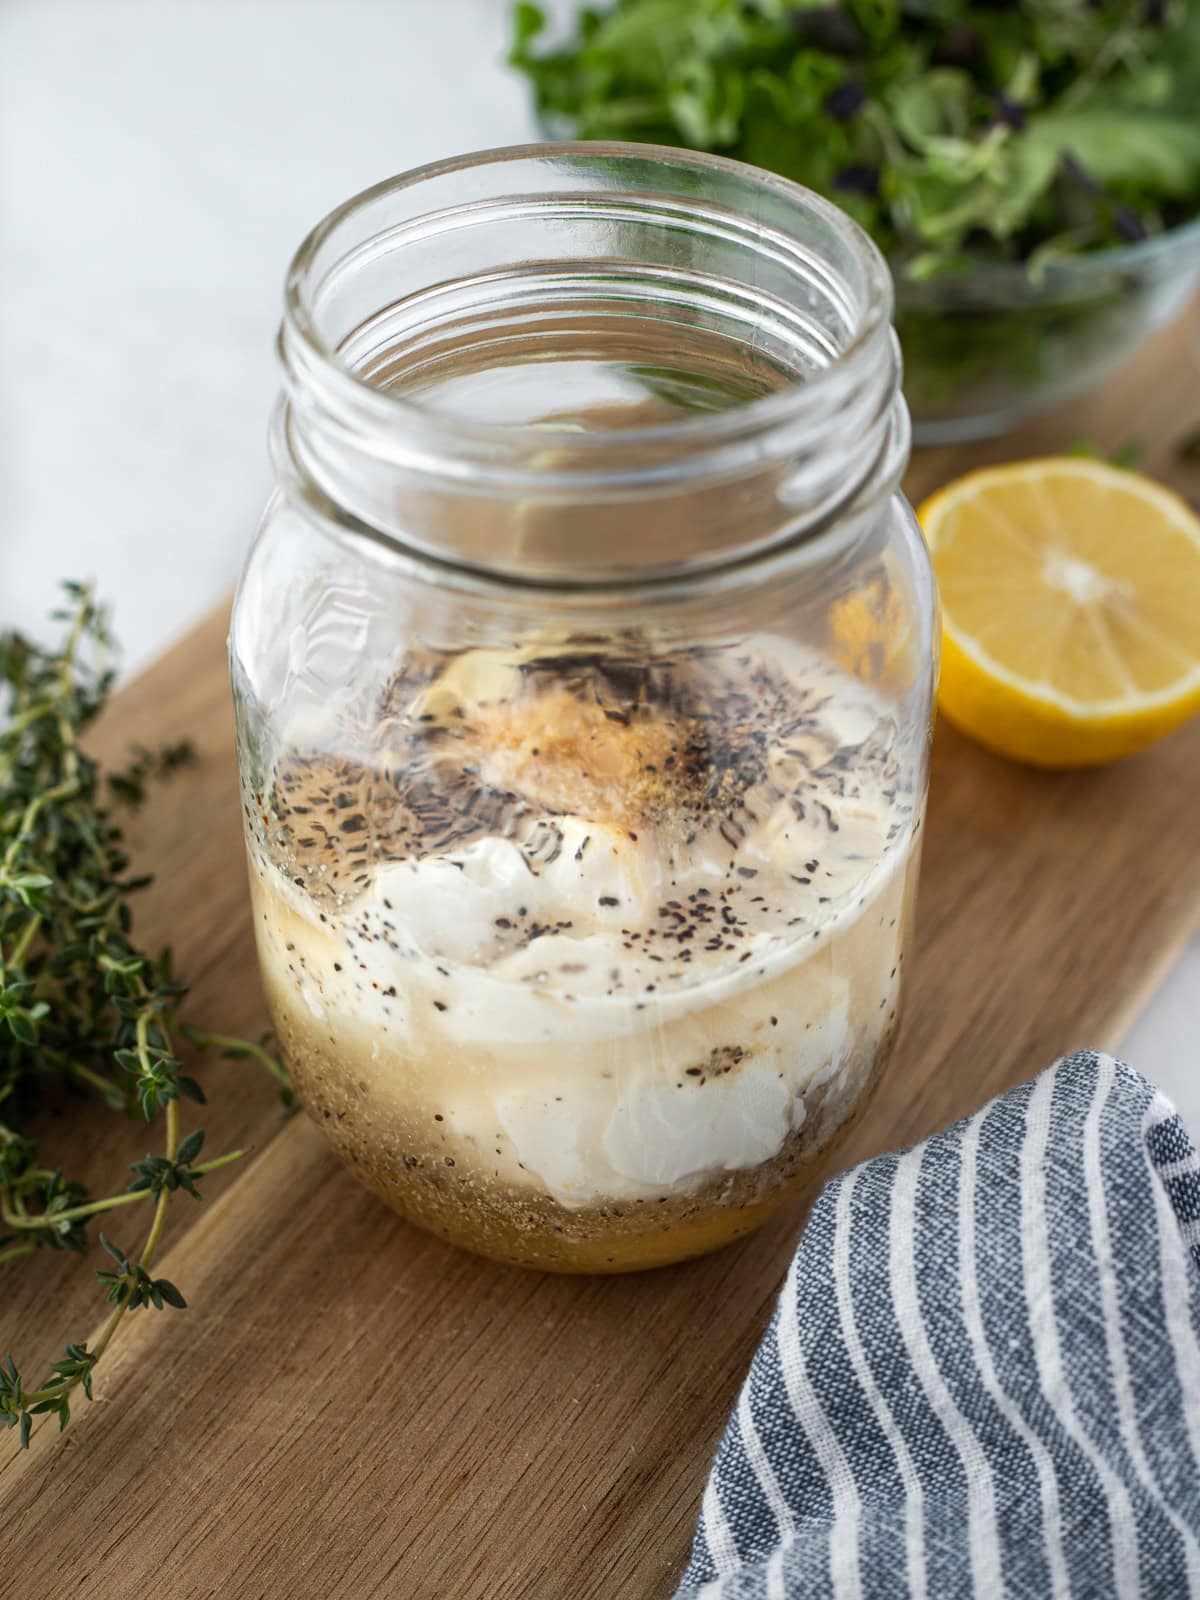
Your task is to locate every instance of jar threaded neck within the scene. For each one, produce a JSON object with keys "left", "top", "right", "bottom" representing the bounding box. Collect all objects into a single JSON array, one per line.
[{"left": 276, "top": 142, "right": 909, "bottom": 589}]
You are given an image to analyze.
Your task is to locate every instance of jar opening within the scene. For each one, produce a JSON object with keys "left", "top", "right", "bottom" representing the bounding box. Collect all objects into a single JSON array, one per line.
[{"left": 276, "top": 142, "right": 908, "bottom": 587}]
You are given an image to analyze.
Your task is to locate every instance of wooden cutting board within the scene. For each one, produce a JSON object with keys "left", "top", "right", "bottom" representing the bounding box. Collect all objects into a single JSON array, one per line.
[{"left": 4, "top": 312, "right": 1200, "bottom": 1600}]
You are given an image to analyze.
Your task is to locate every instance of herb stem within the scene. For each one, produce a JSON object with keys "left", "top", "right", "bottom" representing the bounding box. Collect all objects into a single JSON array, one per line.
[
  {"left": 192, "top": 1030, "right": 295, "bottom": 1098},
  {"left": 0, "top": 1242, "right": 38, "bottom": 1270},
  {"left": 0, "top": 776, "right": 80, "bottom": 876},
  {"left": 2, "top": 693, "right": 68, "bottom": 742},
  {"left": 14, "top": 1099, "right": 181, "bottom": 1419},
  {"left": 65, "top": 1060, "right": 125, "bottom": 1099},
  {"left": 9, "top": 912, "right": 42, "bottom": 969},
  {"left": 1, "top": 1148, "right": 245, "bottom": 1232},
  {"left": 138, "top": 1098, "right": 178, "bottom": 1265}
]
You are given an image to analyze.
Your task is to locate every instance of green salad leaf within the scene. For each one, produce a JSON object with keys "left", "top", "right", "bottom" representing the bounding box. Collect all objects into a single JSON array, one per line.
[
  {"left": 1027, "top": 111, "right": 1200, "bottom": 199},
  {"left": 510, "top": 0, "right": 1200, "bottom": 275}
]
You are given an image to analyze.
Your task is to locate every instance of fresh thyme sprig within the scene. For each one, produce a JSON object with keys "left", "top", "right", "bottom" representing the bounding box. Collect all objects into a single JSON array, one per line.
[{"left": 0, "top": 583, "right": 290, "bottom": 1449}]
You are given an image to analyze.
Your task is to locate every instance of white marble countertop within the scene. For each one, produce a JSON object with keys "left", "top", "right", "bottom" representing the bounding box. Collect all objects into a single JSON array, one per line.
[{"left": 2, "top": 0, "right": 1194, "bottom": 1120}]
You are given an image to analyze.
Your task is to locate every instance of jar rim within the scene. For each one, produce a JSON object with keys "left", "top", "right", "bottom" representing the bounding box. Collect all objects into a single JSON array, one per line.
[{"left": 282, "top": 140, "right": 895, "bottom": 455}]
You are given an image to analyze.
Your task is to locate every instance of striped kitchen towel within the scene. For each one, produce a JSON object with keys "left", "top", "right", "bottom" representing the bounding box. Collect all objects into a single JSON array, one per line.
[{"left": 674, "top": 1051, "right": 1200, "bottom": 1599}]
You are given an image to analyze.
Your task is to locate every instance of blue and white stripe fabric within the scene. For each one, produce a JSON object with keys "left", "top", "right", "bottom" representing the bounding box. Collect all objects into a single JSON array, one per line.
[{"left": 674, "top": 1051, "right": 1200, "bottom": 1599}]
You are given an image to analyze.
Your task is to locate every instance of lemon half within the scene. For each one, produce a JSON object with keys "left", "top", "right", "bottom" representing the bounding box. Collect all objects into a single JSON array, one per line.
[{"left": 919, "top": 457, "right": 1200, "bottom": 768}]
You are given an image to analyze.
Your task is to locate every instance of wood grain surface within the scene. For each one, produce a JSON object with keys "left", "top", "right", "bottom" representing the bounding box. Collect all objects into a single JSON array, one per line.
[{"left": 3, "top": 311, "right": 1200, "bottom": 1600}]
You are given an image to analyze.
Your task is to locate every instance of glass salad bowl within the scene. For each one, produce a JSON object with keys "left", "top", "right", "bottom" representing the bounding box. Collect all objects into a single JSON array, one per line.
[{"left": 898, "top": 216, "right": 1200, "bottom": 445}]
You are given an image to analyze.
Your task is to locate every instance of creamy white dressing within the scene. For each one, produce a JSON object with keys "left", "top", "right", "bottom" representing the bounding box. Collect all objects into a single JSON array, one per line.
[{"left": 249, "top": 639, "right": 914, "bottom": 1207}]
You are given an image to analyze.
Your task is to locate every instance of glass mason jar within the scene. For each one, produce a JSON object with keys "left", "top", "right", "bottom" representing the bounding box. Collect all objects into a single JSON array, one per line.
[{"left": 230, "top": 143, "right": 937, "bottom": 1274}]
